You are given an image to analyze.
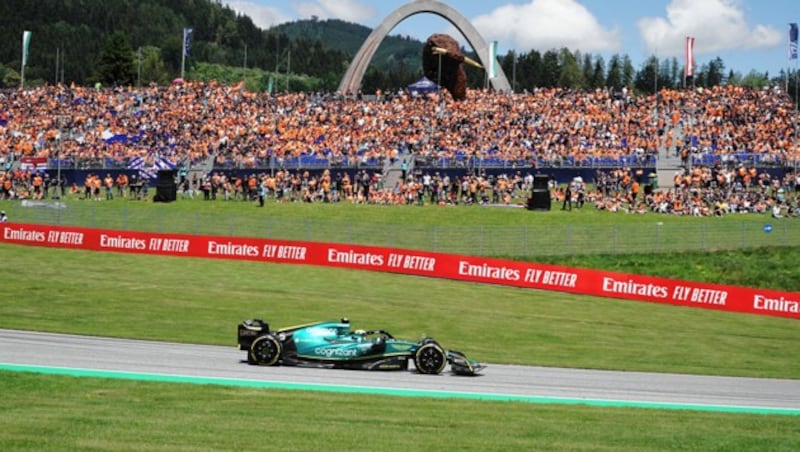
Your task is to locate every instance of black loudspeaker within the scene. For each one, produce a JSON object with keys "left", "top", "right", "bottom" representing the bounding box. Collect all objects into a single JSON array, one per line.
[
  {"left": 533, "top": 174, "right": 549, "bottom": 190},
  {"left": 526, "top": 188, "right": 551, "bottom": 211},
  {"left": 154, "top": 170, "right": 177, "bottom": 203},
  {"left": 154, "top": 186, "right": 177, "bottom": 203},
  {"left": 157, "top": 170, "right": 176, "bottom": 185}
]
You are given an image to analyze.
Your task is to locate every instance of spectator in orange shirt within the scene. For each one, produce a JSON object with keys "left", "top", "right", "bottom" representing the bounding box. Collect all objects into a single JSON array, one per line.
[
  {"left": 93, "top": 174, "right": 102, "bottom": 201},
  {"left": 31, "top": 173, "right": 44, "bottom": 200},
  {"left": 116, "top": 173, "right": 128, "bottom": 198},
  {"left": 104, "top": 174, "right": 114, "bottom": 200}
]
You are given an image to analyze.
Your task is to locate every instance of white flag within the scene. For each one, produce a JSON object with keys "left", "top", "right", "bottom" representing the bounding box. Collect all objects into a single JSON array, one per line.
[
  {"left": 22, "top": 30, "right": 32, "bottom": 67},
  {"left": 489, "top": 41, "right": 498, "bottom": 79}
]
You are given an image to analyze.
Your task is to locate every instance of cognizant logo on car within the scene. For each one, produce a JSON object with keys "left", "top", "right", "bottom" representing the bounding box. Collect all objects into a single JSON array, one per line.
[{"left": 314, "top": 347, "right": 359, "bottom": 358}]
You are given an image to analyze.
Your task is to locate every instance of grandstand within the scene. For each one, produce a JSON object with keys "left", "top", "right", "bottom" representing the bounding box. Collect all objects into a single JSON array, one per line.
[{"left": 1, "top": 82, "right": 798, "bottom": 213}]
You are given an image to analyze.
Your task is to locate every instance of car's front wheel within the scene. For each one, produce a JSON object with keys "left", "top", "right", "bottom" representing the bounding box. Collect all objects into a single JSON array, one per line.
[
  {"left": 414, "top": 342, "right": 446, "bottom": 374},
  {"left": 249, "top": 335, "right": 282, "bottom": 366}
]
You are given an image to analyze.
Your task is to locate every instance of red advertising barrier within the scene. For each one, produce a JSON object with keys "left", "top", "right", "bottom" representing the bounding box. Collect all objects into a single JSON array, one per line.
[
  {"left": 19, "top": 157, "right": 48, "bottom": 170},
  {"left": 2, "top": 223, "right": 798, "bottom": 320}
]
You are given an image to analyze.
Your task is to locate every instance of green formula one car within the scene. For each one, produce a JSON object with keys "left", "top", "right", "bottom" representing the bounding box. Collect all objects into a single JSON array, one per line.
[{"left": 237, "top": 317, "right": 484, "bottom": 375}]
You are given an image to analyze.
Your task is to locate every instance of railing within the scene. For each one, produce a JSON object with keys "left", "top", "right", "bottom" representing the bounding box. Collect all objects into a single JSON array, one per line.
[
  {"left": 40, "top": 152, "right": 796, "bottom": 172},
  {"left": 414, "top": 155, "right": 658, "bottom": 170},
  {"left": 690, "top": 153, "right": 794, "bottom": 168},
  {"left": 8, "top": 202, "right": 798, "bottom": 257}
]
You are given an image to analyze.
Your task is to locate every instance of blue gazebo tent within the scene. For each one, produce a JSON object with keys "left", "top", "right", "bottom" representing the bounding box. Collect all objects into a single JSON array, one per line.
[{"left": 407, "top": 76, "right": 439, "bottom": 95}]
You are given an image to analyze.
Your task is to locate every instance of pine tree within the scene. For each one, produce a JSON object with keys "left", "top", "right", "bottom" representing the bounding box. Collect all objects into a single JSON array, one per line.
[{"left": 94, "top": 31, "right": 136, "bottom": 86}]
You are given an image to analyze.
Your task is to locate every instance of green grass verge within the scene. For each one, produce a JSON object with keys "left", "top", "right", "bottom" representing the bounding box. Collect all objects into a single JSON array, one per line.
[
  {"left": 2, "top": 196, "right": 799, "bottom": 450},
  {"left": 1, "top": 372, "right": 798, "bottom": 451},
  {"left": 530, "top": 247, "right": 800, "bottom": 292},
  {"left": 3, "top": 196, "right": 799, "bottom": 258},
  {"left": 2, "top": 243, "right": 798, "bottom": 379}
]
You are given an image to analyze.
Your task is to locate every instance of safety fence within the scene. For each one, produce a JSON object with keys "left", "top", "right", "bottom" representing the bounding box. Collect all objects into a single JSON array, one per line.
[{"left": 6, "top": 201, "right": 798, "bottom": 258}]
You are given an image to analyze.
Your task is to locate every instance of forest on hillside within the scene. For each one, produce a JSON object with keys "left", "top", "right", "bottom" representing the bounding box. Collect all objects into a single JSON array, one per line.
[{"left": 0, "top": 0, "right": 348, "bottom": 89}]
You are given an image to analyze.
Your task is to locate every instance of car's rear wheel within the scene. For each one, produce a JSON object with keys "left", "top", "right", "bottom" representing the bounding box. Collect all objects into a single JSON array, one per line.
[
  {"left": 249, "top": 335, "right": 282, "bottom": 366},
  {"left": 414, "top": 342, "right": 446, "bottom": 374}
]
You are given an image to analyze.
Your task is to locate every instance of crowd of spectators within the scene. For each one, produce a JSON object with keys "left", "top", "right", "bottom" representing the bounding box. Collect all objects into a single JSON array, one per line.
[
  {"left": 1, "top": 81, "right": 796, "bottom": 172},
  {"left": 1, "top": 80, "right": 799, "bottom": 216},
  {"left": 174, "top": 168, "right": 532, "bottom": 206},
  {"left": 578, "top": 166, "right": 800, "bottom": 218},
  {"left": 671, "top": 85, "right": 797, "bottom": 168},
  {"left": 3, "top": 157, "right": 799, "bottom": 218}
]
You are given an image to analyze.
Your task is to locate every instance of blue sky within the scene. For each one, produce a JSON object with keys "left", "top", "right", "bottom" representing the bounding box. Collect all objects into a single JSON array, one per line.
[{"left": 225, "top": 0, "right": 798, "bottom": 77}]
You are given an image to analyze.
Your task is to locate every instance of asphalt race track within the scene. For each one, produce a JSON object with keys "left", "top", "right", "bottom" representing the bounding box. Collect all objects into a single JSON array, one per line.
[{"left": 1, "top": 329, "right": 799, "bottom": 414}]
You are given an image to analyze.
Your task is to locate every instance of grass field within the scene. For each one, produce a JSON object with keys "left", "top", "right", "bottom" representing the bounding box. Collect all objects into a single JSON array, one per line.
[
  {"left": 1, "top": 196, "right": 799, "bottom": 450},
  {"left": 2, "top": 373, "right": 799, "bottom": 451},
  {"left": 5, "top": 195, "right": 800, "bottom": 259},
  {"left": 1, "top": 244, "right": 798, "bottom": 377}
]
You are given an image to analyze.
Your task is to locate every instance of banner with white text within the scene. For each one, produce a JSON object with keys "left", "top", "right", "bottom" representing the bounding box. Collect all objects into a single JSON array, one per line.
[{"left": 2, "top": 223, "right": 797, "bottom": 320}]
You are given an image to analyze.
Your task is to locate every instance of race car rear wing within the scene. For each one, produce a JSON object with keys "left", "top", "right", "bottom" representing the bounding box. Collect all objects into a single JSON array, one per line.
[{"left": 238, "top": 319, "right": 269, "bottom": 350}]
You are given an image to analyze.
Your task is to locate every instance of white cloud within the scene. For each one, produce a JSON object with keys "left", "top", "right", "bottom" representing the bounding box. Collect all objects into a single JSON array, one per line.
[
  {"left": 225, "top": 0, "right": 376, "bottom": 29},
  {"left": 471, "top": 0, "right": 621, "bottom": 52},
  {"left": 225, "top": 1, "right": 292, "bottom": 29},
  {"left": 637, "top": 0, "right": 781, "bottom": 56},
  {"left": 293, "top": 0, "right": 376, "bottom": 23}
]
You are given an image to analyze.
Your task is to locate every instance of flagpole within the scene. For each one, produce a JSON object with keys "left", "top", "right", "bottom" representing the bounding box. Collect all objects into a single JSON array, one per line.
[
  {"left": 512, "top": 49, "right": 516, "bottom": 94},
  {"left": 654, "top": 53, "right": 658, "bottom": 122},
  {"left": 180, "top": 37, "right": 186, "bottom": 80},
  {"left": 789, "top": 23, "right": 799, "bottom": 173},
  {"left": 181, "top": 28, "right": 192, "bottom": 80},
  {"left": 790, "top": 23, "right": 797, "bottom": 94},
  {"left": 20, "top": 35, "right": 26, "bottom": 89},
  {"left": 786, "top": 58, "right": 800, "bottom": 172}
]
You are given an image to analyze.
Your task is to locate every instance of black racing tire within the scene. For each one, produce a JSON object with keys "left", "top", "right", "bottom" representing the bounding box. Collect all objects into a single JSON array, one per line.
[
  {"left": 414, "top": 342, "right": 447, "bottom": 374},
  {"left": 249, "top": 335, "right": 282, "bottom": 366}
]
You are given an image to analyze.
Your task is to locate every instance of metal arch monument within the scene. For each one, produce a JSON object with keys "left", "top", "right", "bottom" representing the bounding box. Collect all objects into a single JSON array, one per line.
[{"left": 338, "top": 0, "right": 512, "bottom": 95}]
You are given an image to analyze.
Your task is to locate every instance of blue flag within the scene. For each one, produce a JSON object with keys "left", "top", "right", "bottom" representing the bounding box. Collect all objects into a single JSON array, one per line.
[
  {"left": 183, "top": 28, "right": 193, "bottom": 58},
  {"left": 129, "top": 156, "right": 176, "bottom": 180},
  {"left": 790, "top": 23, "right": 798, "bottom": 60}
]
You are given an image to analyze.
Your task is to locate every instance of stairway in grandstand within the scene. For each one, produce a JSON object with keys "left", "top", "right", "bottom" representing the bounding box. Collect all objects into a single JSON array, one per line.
[
  {"left": 188, "top": 153, "right": 215, "bottom": 180},
  {"left": 656, "top": 152, "right": 683, "bottom": 191},
  {"left": 655, "top": 112, "right": 686, "bottom": 190},
  {"left": 382, "top": 156, "right": 414, "bottom": 190},
  {"left": 7, "top": 158, "right": 21, "bottom": 171}
]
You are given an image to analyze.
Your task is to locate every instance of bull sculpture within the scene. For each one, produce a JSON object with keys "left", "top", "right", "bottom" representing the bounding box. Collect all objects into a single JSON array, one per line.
[{"left": 422, "top": 34, "right": 484, "bottom": 101}]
